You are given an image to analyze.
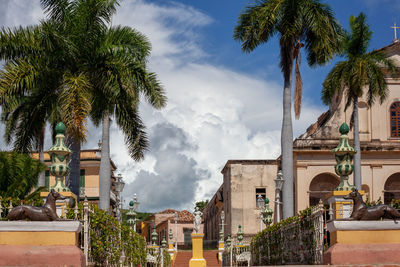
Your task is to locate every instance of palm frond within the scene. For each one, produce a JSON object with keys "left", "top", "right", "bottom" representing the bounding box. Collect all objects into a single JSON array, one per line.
[
  {"left": 294, "top": 41, "right": 303, "bottom": 119},
  {"left": 233, "top": 0, "right": 280, "bottom": 52},
  {"left": 302, "top": 0, "right": 344, "bottom": 66},
  {"left": 346, "top": 13, "right": 371, "bottom": 58},
  {"left": 58, "top": 72, "right": 92, "bottom": 142},
  {"left": 41, "top": 0, "right": 72, "bottom": 24},
  {"left": 0, "top": 59, "right": 39, "bottom": 99},
  {"left": 0, "top": 25, "right": 43, "bottom": 60},
  {"left": 103, "top": 26, "right": 151, "bottom": 62},
  {"left": 115, "top": 102, "right": 148, "bottom": 161}
]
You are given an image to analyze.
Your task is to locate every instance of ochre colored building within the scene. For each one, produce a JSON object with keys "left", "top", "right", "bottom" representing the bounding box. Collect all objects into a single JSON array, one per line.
[
  {"left": 204, "top": 41, "right": 400, "bottom": 242},
  {"left": 32, "top": 148, "right": 118, "bottom": 208}
]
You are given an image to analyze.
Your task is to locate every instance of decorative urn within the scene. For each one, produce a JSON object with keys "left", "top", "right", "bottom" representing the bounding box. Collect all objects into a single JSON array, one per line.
[
  {"left": 48, "top": 122, "right": 72, "bottom": 192},
  {"left": 237, "top": 225, "right": 244, "bottom": 245},
  {"left": 331, "top": 123, "right": 356, "bottom": 191},
  {"left": 261, "top": 198, "right": 274, "bottom": 226}
]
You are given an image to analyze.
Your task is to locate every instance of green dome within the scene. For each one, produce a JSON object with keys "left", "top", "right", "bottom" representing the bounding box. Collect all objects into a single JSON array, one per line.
[
  {"left": 55, "top": 122, "right": 66, "bottom": 134},
  {"left": 339, "top": 123, "right": 349, "bottom": 135},
  {"left": 264, "top": 198, "right": 269, "bottom": 204},
  {"left": 129, "top": 200, "right": 134, "bottom": 207}
]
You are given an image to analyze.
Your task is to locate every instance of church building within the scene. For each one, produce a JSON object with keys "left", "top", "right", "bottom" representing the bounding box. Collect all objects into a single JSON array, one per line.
[{"left": 203, "top": 41, "right": 400, "bottom": 242}]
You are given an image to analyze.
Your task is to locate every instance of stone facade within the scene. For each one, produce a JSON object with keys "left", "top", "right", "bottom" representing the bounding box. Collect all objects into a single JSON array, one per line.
[
  {"left": 204, "top": 41, "right": 400, "bottom": 241},
  {"left": 203, "top": 160, "right": 278, "bottom": 241},
  {"left": 141, "top": 209, "right": 204, "bottom": 247}
]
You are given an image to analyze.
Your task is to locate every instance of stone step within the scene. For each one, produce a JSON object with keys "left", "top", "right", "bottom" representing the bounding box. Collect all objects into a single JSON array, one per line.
[{"left": 172, "top": 250, "right": 221, "bottom": 267}]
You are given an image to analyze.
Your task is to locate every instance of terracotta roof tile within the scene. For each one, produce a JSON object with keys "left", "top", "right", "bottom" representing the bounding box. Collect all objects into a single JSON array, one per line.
[
  {"left": 159, "top": 209, "right": 178, "bottom": 214},
  {"left": 178, "top": 210, "right": 194, "bottom": 222},
  {"left": 155, "top": 209, "right": 195, "bottom": 224}
]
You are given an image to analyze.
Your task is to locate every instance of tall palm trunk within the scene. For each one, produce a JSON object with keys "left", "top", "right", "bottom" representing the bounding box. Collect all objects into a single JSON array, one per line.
[
  {"left": 37, "top": 127, "right": 46, "bottom": 187},
  {"left": 353, "top": 97, "right": 361, "bottom": 190},
  {"left": 69, "top": 139, "right": 81, "bottom": 199},
  {"left": 99, "top": 113, "right": 111, "bottom": 211},
  {"left": 281, "top": 44, "right": 295, "bottom": 219}
]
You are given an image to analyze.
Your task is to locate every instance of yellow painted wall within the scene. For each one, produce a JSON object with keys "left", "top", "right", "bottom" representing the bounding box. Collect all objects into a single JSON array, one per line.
[{"left": 0, "top": 232, "right": 78, "bottom": 246}]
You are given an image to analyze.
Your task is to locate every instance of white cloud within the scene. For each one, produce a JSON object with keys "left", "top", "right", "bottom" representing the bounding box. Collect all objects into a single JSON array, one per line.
[
  {"left": 114, "top": 0, "right": 324, "bottom": 211},
  {"left": 0, "top": 0, "right": 325, "bottom": 212}
]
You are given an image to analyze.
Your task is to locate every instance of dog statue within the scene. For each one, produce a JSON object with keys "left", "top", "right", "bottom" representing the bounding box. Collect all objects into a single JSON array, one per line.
[
  {"left": 6, "top": 189, "right": 66, "bottom": 221},
  {"left": 344, "top": 188, "right": 400, "bottom": 221}
]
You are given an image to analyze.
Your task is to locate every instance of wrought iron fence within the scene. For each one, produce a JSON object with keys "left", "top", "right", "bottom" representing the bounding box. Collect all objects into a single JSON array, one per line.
[
  {"left": 222, "top": 239, "right": 251, "bottom": 266},
  {"left": 146, "top": 246, "right": 170, "bottom": 267},
  {"left": 250, "top": 201, "right": 325, "bottom": 266}
]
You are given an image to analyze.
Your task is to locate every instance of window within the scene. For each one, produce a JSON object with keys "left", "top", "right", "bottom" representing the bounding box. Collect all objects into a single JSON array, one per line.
[
  {"left": 390, "top": 102, "right": 400, "bottom": 137},
  {"left": 255, "top": 188, "right": 266, "bottom": 205},
  {"left": 45, "top": 170, "right": 50, "bottom": 189},
  {"left": 79, "top": 169, "right": 85, "bottom": 188},
  {"left": 79, "top": 169, "right": 85, "bottom": 198}
]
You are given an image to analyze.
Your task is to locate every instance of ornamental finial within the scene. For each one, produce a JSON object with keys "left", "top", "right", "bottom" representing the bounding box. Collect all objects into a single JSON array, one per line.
[
  {"left": 48, "top": 122, "right": 71, "bottom": 192},
  {"left": 331, "top": 122, "right": 355, "bottom": 191}
]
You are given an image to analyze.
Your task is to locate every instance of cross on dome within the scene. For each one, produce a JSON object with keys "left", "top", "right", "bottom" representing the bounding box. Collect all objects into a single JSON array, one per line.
[{"left": 391, "top": 22, "right": 400, "bottom": 42}]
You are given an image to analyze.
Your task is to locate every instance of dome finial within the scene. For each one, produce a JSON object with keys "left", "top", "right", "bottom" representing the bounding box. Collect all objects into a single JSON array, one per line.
[
  {"left": 339, "top": 122, "right": 349, "bottom": 135},
  {"left": 55, "top": 122, "right": 66, "bottom": 135}
]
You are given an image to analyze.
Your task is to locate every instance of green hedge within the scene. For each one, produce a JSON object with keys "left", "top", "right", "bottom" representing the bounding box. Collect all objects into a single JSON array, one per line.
[
  {"left": 251, "top": 207, "right": 320, "bottom": 265},
  {"left": 66, "top": 204, "right": 147, "bottom": 266}
]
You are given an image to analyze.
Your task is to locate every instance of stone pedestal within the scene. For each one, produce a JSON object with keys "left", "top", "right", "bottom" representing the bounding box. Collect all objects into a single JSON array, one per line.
[
  {"left": 168, "top": 243, "right": 175, "bottom": 261},
  {"left": 189, "top": 233, "right": 206, "bottom": 267},
  {"left": 40, "top": 191, "right": 77, "bottom": 218},
  {"left": 324, "top": 220, "right": 400, "bottom": 265},
  {"left": 218, "top": 240, "right": 224, "bottom": 262},
  {"left": 0, "top": 221, "right": 85, "bottom": 266},
  {"left": 326, "top": 190, "right": 364, "bottom": 219}
]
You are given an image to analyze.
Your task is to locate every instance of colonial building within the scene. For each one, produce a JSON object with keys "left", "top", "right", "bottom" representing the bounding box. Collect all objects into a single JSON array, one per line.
[
  {"left": 141, "top": 209, "right": 203, "bottom": 248},
  {"left": 203, "top": 41, "right": 400, "bottom": 242},
  {"left": 32, "top": 148, "right": 118, "bottom": 208}
]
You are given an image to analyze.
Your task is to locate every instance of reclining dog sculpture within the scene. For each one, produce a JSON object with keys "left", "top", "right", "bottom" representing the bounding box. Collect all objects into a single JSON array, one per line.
[
  {"left": 6, "top": 189, "right": 66, "bottom": 221},
  {"left": 344, "top": 188, "right": 400, "bottom": 221}
]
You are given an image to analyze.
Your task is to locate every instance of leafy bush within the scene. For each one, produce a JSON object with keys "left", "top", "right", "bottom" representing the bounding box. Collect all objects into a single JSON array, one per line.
[
  {"left": 251, "top": 207, "right": 322, "bottom": 265},
  {"left": 67, "top": 203, "right": 146, "bottom": 266},
  {"left": 0, "top": 151, "right": 46, "bottom": 199},
  {"left": 0, "top": 195, "right": 44, "bottom": 219},
  {"left": 121, "top": 223, "right": 146, "bottom": 266},
  {"left": 365, "top": 196, "right": 382, "bottom": 207}
]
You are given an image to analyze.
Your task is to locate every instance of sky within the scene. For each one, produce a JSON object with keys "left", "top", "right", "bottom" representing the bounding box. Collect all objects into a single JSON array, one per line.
[{"left": 0, "top": 0, "right": 399, "bottom": 212}]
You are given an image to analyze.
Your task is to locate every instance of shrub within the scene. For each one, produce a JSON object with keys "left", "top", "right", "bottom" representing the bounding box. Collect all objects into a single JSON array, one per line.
[{"left": 67, "top": 203, "right": 146, "bottom": 266}]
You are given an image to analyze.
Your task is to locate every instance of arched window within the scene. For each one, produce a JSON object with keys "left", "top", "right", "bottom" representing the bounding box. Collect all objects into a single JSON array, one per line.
[
  {"left": 384, "top": 173, "right": 400, "bottom": 204},
  {"left": 390, "top": 102, "right": 400, "bottom": 137},
  {"left": 362, "top": 184, "right": 370, "bottom": 200},
  {"left": 309, "top": 173, "right": 339, "bottom": 206}
]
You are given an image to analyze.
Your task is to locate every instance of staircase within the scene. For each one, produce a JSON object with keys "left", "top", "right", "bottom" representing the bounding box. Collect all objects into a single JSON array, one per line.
[
  {"left": 204, "top": 250, "right": 222, "bottom": 267},
  {"left": 172, "top": 250, "right": 222, "bottom": 267},
  {"left": 173, "top": 251, "right": 191, "bottom": 267}
]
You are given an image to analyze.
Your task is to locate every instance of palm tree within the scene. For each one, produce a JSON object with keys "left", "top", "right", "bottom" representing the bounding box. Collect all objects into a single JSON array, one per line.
[
  {"left": 322, "top": 13, "right": 396, "bottom": 190},
  {"left": 1, "top": 0, "right": 165, "bottom": 209},
  {"left": 234, "top": 0, "right": 343, "bottom": 218},
  {"left": 41, "top": 0, "right": 165, "bottom": 210},
  {"left": 0, "top": 9, "right": 93, "bottom": 197},
  {"left": 89, "top": 26, "right": 166, "bottom": 211}
]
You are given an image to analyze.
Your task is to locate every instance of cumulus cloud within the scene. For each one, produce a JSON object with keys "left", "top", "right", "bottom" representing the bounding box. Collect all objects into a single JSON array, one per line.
[
  {"left": 0, "top": 0, "right": 43, "bottom": 27},
  {"left": 123, "top": 123, "right": 210, "bottom": 212},
  {"left": 115, "top": 0, "right": 324, "bottom": 210},
  {"left": 0, "top": 0, "right": 325, "bottom": 211}
]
